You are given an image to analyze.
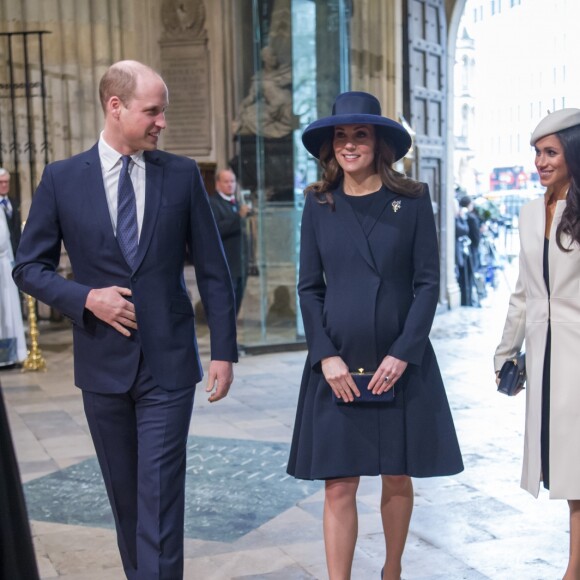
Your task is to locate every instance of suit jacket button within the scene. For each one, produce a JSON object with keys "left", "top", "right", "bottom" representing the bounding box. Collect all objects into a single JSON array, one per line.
[{"left": 131, "top": 276, "right": 137, "bottom": 283}]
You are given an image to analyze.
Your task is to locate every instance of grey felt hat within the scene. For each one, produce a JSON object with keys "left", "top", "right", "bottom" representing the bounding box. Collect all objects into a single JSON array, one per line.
[{"left": 530, "top": 108, "right": 580, "bottom": 146}]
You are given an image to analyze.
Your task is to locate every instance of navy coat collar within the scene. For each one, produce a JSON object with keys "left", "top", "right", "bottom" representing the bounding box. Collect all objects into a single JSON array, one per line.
[{"left": 334, "top": 184, "right": 399, "bottom": 273}]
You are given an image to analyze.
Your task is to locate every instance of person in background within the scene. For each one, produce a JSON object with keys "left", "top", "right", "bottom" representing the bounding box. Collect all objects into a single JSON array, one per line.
[
  {"left": 0, "top": 381, "right": 40, "bottom": 580},
  {"left": 459, "top": 195, "right": 481, "bottom": 274},
  {"left": 0, "top": 169, "right": 20, "bottom": 255},
  {"left": 287, "top": 91, "right": 463, "bottom": 580},
  {"left": 210, "top": 169, "right": 251, "bottom": 315},
  {"left": 494, "top": 108, "right": 580, "bottom": 579},
  {"left": 0, "top": 169, "right": 26, "bottom": 368},
  {"left": 455, "top": 198, "right": 477, "bottom": 306},
  {"left": 13, "top": 60, "right": 237, "bottom": 579}
]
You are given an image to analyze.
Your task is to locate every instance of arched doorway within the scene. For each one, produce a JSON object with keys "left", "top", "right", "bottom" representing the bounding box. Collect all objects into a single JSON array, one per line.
[
  {"left": 403, "top": 0, "right": 451, "bottom": 305},
  {"left": 445, "top": 0, "right": 470, "bottom": 306}
]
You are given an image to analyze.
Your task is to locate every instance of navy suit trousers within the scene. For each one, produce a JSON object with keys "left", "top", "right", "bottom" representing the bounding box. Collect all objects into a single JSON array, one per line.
[{"left": 83, "top": 354, "right": 195, "bottom": 580}]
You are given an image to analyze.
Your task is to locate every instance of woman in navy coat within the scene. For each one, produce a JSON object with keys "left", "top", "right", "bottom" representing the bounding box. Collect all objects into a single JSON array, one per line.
[{"left": 287, "top": 92, "right": 463, "bottom": 580}]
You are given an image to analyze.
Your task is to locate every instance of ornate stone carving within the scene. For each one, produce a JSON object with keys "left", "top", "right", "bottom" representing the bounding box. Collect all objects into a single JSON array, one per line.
[
  {"left": 161, "top": 0, "right": 207, "bottom": 40},
  {"left": 233, "top": 45, "right": 298, "bottom": 139}
]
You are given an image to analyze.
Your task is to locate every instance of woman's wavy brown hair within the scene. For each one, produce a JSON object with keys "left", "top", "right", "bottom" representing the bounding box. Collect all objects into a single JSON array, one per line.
[
  {"left": 304, "top": 126, "right": 424, "bottom": 209},
  {"left": 555, "top": 124, "right": 580, "bottom": 251}
]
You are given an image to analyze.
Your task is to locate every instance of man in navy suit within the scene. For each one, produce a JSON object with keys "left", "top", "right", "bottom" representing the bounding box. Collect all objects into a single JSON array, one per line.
[{"left": 13, "top": 60, "right": 237, "bottom": 579}]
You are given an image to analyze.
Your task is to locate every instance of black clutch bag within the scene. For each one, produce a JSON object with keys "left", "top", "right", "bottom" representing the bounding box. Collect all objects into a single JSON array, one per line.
[
  {"left": 497, "top": 352, "right": 526, "bottom": 396},
  {"left": 333, "top": 371, "right": 395, "bottom": 405}
]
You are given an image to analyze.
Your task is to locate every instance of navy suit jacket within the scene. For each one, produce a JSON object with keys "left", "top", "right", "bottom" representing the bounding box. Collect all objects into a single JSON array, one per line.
[{"left": 13, "top": 144, "right": 237, "bottom": 393}]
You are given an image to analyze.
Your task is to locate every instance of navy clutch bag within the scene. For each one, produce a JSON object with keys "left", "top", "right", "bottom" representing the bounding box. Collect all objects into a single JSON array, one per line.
[
  {"left": 333, "top": 371, "right": 395, "bottom": 405},
  {"left": 497, "top": 352, "right": 526, "bottom": 396}
]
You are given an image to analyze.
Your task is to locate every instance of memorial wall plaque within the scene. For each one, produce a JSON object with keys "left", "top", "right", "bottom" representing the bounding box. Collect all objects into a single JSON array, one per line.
[{"left": 161, "top": 41, "right": 212, "bottom": 156}]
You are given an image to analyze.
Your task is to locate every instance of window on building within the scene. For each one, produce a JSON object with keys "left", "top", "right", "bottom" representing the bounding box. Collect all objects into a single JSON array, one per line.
[
  {"left": 462, "top": 104, "right": 470, "bottom": 137},
  {"left": 462, "top": 55, "right": 469, "bottom": 91}
]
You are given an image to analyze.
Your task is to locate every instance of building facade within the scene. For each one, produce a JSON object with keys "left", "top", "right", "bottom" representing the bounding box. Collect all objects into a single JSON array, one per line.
[
  {"left": 453, "top": 26, "right": 476, "bottom": 195},
  {"left": 1, "top": 0, "right": 466, "bottom": 346},
  {"left": 463, "top": 0, "right": 580, "bottom": 190}
]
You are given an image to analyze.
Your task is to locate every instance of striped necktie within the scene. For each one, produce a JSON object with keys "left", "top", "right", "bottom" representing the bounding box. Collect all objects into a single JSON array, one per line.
[{"left": 116, "top": 155, "right": 138, "bottom": 268}]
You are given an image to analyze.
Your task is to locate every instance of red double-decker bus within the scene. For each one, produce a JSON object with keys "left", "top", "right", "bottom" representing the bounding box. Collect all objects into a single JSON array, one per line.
[{"left": 490, "top": 166, "right": 529, "bottom": 191}]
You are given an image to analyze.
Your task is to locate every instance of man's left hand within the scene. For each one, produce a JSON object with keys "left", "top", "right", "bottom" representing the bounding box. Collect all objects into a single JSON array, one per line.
[{"left": 205, "top": 360, "right": 234, "bottom": 402}]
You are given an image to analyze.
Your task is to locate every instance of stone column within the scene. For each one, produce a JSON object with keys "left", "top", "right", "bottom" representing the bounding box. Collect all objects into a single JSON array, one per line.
[
  {"left": 0, "top": 0, "right": 145, "bottom": 216},
  {"left": 349, "top": 0, "right": 403, "bottom": 120}
]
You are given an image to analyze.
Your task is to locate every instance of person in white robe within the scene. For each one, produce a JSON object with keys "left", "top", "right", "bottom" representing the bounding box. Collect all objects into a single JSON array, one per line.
[{"left": 0, "top": 200, "right": 26, "bottom": 366}]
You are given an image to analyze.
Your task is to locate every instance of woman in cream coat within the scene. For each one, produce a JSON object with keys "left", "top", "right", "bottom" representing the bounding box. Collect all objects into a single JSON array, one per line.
[{"left": 495, "top": 108, "right": 580, "bottom": 579}]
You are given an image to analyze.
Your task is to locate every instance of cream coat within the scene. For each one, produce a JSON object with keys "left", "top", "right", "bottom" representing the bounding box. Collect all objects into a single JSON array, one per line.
[{"left": 495, "top": 197, "right": 580, "bottom": 499}]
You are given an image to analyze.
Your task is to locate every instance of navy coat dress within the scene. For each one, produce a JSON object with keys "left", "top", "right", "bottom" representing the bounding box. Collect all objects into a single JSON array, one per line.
[{"left": 287, "top": 184, "right": 464, "bottom": 480}]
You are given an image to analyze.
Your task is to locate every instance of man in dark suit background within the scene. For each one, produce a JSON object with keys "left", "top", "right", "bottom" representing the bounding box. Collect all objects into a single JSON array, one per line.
[
  {"left": 13, "top": 60, "right": 237, "bottom": 579},
  {"left": 0, "top": 168, "right": 21, "bottom": 255},
  {"left": 209, "top": 169, "right": 250, "bottom": 315}
]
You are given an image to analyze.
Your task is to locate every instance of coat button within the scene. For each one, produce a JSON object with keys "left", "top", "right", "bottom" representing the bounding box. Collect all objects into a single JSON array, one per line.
[{"left": 131, "top": 276, "right": 137, "bottom": 283}]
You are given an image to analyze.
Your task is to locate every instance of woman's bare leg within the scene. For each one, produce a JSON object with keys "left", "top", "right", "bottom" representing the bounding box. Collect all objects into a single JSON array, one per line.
[
  {"left": 324, "top": 477, "right": 360, "bottom": 580},
  {"left": 564, "top": 499, "right": 580, "bottom": 579},
  {"left": 380, "top": 475, "right": 413, "bottom": 580}
]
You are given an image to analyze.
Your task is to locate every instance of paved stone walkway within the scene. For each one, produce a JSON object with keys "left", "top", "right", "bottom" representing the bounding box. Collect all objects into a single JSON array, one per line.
[{"left": 1, "top": 263, "right": 571, "bottom": 579}]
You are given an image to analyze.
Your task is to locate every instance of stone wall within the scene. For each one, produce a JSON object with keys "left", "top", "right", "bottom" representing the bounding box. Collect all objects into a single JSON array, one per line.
[{"left": 0, "top": 0, "right": 236, "bottom": 218}]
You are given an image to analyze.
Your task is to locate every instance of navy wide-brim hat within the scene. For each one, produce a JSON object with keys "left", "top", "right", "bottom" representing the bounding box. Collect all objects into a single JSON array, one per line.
[{"left": 302, "top": 91, "right": 412, "bottom": 161}]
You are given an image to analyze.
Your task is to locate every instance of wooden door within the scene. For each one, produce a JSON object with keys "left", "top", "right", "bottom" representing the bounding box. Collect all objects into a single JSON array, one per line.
[{"left": 404, "top": 0, "right": 448, "bottom": 303}]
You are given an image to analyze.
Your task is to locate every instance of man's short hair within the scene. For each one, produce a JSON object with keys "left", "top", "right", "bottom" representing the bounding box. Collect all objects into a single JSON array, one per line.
[
  {"left": 98, "top": 61, "right": 159, "bottom": 113},
  {"left": 0, "top": 168, "right": 9, "bottom": 178},
  {"left": 459, "top": 195, "right": 472, "bottom": 208},
  {"left": 215, "top": 168, "right": 236, "bottom": 183}
]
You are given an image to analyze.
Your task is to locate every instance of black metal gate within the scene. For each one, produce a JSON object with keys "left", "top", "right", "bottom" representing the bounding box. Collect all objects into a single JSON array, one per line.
[
  {"left": 0, "top": 31, "right": 51, "bottom": 218},
  {"left": 404, "top": 0, "right": 447, "bottom": 304}
]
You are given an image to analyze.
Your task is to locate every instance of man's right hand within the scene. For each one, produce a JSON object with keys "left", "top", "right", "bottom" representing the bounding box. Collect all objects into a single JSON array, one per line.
[
  {"left": 239, "top": 204, "right": 252, "bottom": 218},
  {"left": 85, "top": 286, "right": 137, "bottom": 336}
]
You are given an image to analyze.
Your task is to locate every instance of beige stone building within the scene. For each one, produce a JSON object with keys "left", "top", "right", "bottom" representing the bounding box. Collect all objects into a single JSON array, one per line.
[{"left": 0, "top": 0, "right": 470, "bottom": 347}]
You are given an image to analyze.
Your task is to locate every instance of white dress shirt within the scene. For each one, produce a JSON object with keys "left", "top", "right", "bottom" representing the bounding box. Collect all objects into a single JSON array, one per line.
[
  {"left": 217, "top": 191, "right": 239, "bottom": 206},
  {"left": 98, "top": 133, "right": 146, "bottom": 239}
]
